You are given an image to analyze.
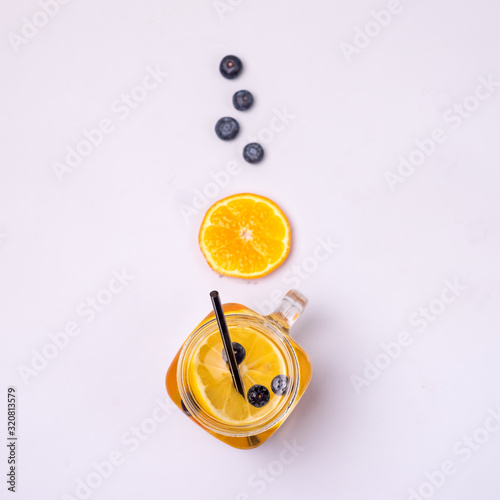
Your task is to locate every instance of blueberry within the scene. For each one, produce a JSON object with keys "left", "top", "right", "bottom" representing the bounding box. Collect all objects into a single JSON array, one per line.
[
  {"left": 233, "top": 90, "right": 254, "bottom": 111},
  {"left": 243, "top": 143, "right": 264, "bottom": 164},
  {"left": 215, "top": 117, "right": 239, "bottom": 141},
  {"left": 219, "top": 55, "right": 243, "bottom": 79},
  {"left": 222, "top": 342, "right": 246, "bottom": 365},
  {"left": 271, "top": 375, "right": 289, "bottom": 396},
  {"left": 247, "top": 385, "right": 270, "bottom": 408}
]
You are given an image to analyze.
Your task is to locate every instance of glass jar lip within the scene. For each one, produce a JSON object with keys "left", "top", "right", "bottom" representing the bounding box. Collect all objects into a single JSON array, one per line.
[{"left": 177, "top": 313, "right": 300, "bottom": 437}]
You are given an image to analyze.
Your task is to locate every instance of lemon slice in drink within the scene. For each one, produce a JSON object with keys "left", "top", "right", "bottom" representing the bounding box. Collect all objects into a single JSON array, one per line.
[{"left": 188, "top": 325, "right": 287, "bottom": 425}]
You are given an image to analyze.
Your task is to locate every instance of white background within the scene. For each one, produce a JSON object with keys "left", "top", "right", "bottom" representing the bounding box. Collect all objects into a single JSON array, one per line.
[{"left": 1, "top": 0, "right": 500, "bottom": 499}]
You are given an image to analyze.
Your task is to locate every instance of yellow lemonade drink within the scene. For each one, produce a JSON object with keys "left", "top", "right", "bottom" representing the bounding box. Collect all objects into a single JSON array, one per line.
[
  {"left": 166, "top": 291, "right": 312, "bottom": 449},
  {"left": 189, "top": 323, "right": 289, "bottom": 424}
]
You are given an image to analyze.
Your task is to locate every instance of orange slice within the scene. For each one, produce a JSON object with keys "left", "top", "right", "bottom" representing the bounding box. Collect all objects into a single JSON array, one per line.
[{"left": 199, "top": 193, "right": 291, "bottom": 279}]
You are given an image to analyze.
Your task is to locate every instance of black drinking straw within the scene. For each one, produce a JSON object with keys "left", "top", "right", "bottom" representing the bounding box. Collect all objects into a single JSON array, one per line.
[{"left": 210, "top": 290, "right": 245, "bottom": 398}]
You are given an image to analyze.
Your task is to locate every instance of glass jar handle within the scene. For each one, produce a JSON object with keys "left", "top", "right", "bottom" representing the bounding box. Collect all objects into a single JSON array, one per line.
[{"left": 266, "top": 289, "right": 307, "bottom": 332}]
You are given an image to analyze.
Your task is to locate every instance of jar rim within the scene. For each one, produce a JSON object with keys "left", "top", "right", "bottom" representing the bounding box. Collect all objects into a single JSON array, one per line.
[{"left": 177, "top": 313, "right": 300, "bottom": 437}]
